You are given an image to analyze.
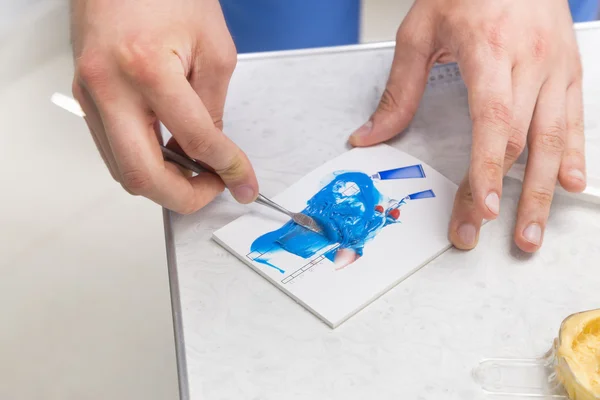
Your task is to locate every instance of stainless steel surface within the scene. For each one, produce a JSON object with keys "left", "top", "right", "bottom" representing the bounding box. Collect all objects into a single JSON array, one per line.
[
  {"left": 163, "top": 208, "right": 189, "bottom": 400},
  {"left": 160, "top": 145, "right": 324, "bottom": 234}
]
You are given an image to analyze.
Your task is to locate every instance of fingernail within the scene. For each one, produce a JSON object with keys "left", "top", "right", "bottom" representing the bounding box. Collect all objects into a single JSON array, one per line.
[
  {"left": 232, "top": 185, "right": 256, "bottom": 203},
  {"left": 485, "top": 192, "right": 500, "bottom": 215},
  {"left": 523, "top": 223, "right": 542, "bottom": 245},
  {"left": 351, "top": 120, "right": 373, "bottom": 138},
  {"left": 457, "top": 223, "right": 477, "bottom": 246},
  {"left": 569, "top": 169, "right": 585, "bottom": 182}
]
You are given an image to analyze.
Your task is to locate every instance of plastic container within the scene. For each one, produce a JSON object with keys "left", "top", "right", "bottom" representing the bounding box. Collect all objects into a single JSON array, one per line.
[{"left": 474, "top": 309, "right": 600, "bottom": 400}]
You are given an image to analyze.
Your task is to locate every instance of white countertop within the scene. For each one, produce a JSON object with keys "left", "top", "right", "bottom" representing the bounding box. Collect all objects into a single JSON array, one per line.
[{"left": 166, "top": 23, "right": 600, "bottom": 400}]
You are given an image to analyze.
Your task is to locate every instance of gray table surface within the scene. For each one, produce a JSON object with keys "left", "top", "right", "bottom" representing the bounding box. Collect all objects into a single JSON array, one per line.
[{"left": 164, "top": 22, "right": 600, "bottom": 400}]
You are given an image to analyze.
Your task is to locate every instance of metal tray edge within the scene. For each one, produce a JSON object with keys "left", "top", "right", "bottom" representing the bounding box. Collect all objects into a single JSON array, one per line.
[{"left": 163, "top": 208, "right": 190, "bottom": 400}]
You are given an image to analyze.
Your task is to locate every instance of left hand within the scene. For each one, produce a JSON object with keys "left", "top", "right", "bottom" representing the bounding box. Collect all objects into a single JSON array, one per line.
[{"left": 349, "top": 0, "right": 586, "bottom": 253}]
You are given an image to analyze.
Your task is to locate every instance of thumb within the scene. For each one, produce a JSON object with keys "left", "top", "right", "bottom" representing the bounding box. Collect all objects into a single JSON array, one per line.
[{"left": 349, "top": 12, "right": 435, "bottom": 147}]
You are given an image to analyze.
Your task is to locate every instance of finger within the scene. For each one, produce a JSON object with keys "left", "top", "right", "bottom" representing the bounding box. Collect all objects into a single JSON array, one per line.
[
  {"left": 164, "top": 162, "right": 226, "bottom": 212},
  {"left": 349, "top": 6, "right": 435, "bottom": 146},
  {"left": 514, "top": 80, "right": 567, "bottom": 252},
  {"left": 119, "top": 48, "right": 258, "bottom": 204},
  {"left": 449, "top": 172, "right": 485, "bottom": 250},
  {"left": 503, "top": 63, "right": 544, "bottom": 175},
  {"left": 72, "top": 80, "right": 120, "bottom": 181},
  {"left": 92, "top": 85, "right": 225, "bottom": 214},
  {"left": 451, "top": 64, "right": 542, "bottom": 251},
  {"left": 460, "top": 49, "right": 513, "bottom": 221},
  {"left": 189, "top": 42, "right": 236, "bottom": 130},
  {"left": 558, "top": 78, "right": 586, "bottom": 192},
  {"left": 190, "top": 2, "right": 237, "bottom": 130},
  {"left": 189, "top": 71, "right": 229, "bottom": 131}
]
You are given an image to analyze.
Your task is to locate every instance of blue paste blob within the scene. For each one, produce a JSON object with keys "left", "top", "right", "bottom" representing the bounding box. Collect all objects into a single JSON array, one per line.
[{"left": 250, "top": 172, "right": 398, "bottom": 273}]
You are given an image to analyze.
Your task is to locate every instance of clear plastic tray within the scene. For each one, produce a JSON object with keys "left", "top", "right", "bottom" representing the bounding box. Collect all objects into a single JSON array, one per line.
[{"left": 474, "top": 310, "right": 600, "bottom": 400}]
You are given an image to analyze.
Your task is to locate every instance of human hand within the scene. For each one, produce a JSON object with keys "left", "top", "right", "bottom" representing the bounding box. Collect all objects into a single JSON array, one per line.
[
  {"left": 349, "top": 0, "right": 586, "bottom": 252},
  {"left": 70, "top": 0, "right": 258, "bottom": 214}
]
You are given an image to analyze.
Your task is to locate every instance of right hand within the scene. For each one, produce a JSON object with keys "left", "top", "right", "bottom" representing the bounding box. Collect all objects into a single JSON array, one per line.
[{"left": 71, "top": 0, "right": 258, "bottom": 214}]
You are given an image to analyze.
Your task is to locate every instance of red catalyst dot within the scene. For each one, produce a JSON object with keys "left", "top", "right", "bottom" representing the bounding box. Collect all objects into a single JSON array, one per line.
[
  {"left": 375, "top": 205, "right": 384, "bottom": 213},
  {"left": 389, "top": 209, "right": 400, "bottom": 220}
]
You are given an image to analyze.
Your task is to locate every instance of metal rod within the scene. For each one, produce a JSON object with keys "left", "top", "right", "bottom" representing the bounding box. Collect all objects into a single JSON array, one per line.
[
  {"left": 160, "top": 146, "right": 208, "bottom": 175},
  {"left": 255, "top": 194, "right": 294, "bottom": 217}
]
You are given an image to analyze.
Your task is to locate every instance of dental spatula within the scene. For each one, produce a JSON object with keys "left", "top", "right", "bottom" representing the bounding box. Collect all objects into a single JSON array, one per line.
[{"left": 160, "top": 145, "right": 324, "bottom": 235}]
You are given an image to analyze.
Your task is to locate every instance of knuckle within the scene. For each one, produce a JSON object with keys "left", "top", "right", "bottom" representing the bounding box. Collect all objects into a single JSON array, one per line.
[
  {"left": 182, "top": 134, "right": 214, "bottom": 159},
  {"left": 178, "top": 199, "right": 200, "bottom": 216},
  {"left": 71, "top": 79, "right": 85, "bottom": 102},
  {"left": 211, "top": 115, "right": 224, "bottom": 130},
  {"left": 528, "top": 188, "right": 554, "bottom": 209},
  {"left": 530, "top": 31, "right": 549, "bottom": 61},
  {"left": 484, "top": 25, "right": 508, "bottom": 59},
  {"left": 377, "top": 86, "right": 417, "bottom": 120},
  {"left": 460, "top": 185, "right": 475, "bottom": 207},
  {"left": 475, "top": 151, "right": 504, "bottom": 180},
  {"left": 395, "top": 28, "right": 431, "bottom": 61},
  {"left": 441, "top": 11, "right": 463, "bottom": 28},
  {"left": 475, "top": 98, "right": 513, "bottom": 133},
  {"left": 571, "top": 59, "right": 583, "bottom": 82},
  {"left": 203, "top": 107, "right": 225, "bottom": 130},
  {"left": 377, "top": 87, "right": 401, "bottom": 114},
  {"left": 481, "top": 153, "right": 504, "bottom": 173},
  {"left": 76, "top": 52, "right": 111, "bottom": 89},
  {"left": 212, "top": 47, "right": 237, "bottom": 76},
  {"left": 564, "top": 148, "right": 585, "bottom": 162},
  {"left": 534, "top": 125, "right": 566, "bottom": 154},
  {"left": 441, "top": 13, "right": 470, "bottom": 44},
  {"left": 505, "top": 129, "right": 527, "bottom": 163},
  {"left": 120, "top": 168, "right": 153, "bottom": 195},
  {"left": 570, "top": 115, "right": 584, "bottom": 136},
  {"left": 115, "top": 34, "right": 162, "bottom": 86},
  {"left": 215, "top": 152, "right": 246, "bottom": 180}
]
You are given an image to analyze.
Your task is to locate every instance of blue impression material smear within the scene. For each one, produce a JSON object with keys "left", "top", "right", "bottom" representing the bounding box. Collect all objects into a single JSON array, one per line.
[{"left": 250, "top": 172, "right": 398, "bottom": 272}]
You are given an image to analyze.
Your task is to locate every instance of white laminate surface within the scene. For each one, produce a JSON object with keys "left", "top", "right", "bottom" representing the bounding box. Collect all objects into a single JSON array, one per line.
[{"left": 167, "top": 23, "right": 600, "bottom": 400}]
